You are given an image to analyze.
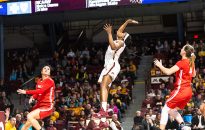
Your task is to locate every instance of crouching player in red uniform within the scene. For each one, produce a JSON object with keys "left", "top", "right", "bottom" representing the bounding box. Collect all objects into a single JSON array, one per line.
[
  {"left": 17, "top": 66, "right": 55, "bottom": 130},
  {"left": 154, "top": 44, "right": 196, "bottom": 130}
]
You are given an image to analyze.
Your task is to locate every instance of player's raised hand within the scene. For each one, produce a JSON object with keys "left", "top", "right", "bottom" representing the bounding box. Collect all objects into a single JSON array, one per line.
[
  {"left": 103, "top": 24, "right": 112, "bottom": 34},
  {"left": 126, "top": 19, "right": 139, "bottom": 24}
]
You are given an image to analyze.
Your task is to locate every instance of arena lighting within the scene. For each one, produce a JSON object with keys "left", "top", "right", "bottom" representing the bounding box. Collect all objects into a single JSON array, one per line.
[{"left": 194, "top": 34, "right": 199, "bottom": 39}]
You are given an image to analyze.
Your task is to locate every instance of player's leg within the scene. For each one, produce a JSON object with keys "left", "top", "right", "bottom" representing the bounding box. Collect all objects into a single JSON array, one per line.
[
  {"left": 21, "top": 121, "right": 32, "bottom": 130},
  {"left": 169, "top": 108, "right": 184, "bottom": 123},
  {"left": 26, "top": 108, "right": 42, "bottom": 130},
  {"left": 160, "top": 89, "right": 181, "bottom": 130},
  {"left": 159, "top": 104, "right": 170, "bottom": 130},
  {"left": 168, "top": 108, "right": 190, "bottom": 130},
  {"left": 167, "top": 93, "right": 191, "bottom": 130},
  {"left": 170, "top": 98, "right": 192, "bottom": 129},
  {"left": 168, "top": 101, "right": 184, "bottom": 124},
  {"left": 100, "top": 74, "right": 112, "bottom": 112}
]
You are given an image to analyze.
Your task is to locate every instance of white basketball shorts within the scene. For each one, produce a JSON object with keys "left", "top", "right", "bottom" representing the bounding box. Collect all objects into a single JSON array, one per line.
[{"left": 98, "top": 62, "right": 120, "bottom": 87}]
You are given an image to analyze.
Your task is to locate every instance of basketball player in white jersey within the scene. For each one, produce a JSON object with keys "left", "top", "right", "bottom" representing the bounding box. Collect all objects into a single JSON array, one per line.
[{"left": 96, "top": 19, "right": 138, "bottom": 118}]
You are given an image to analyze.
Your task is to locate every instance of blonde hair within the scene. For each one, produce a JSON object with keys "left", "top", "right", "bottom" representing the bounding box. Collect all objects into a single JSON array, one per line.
[{"left": 184, "top": 44, "right": 195, "bottom": 67}]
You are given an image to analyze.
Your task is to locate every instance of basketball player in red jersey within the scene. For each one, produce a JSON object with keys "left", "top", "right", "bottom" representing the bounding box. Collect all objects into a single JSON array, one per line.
[
  {"left": 154, "top": 44, "right": 196, "bottom": 130},
  {"left": 17, "top": 66, "right": 55, "bottom": 130}
]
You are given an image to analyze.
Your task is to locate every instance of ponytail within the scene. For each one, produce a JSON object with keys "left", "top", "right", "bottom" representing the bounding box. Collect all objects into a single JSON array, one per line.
[
  {"left": 184, "top": 44, "right": 195, "bottom": 68},
  {"left": 189, "top": 53, "right": 196, "bottom": 68}
]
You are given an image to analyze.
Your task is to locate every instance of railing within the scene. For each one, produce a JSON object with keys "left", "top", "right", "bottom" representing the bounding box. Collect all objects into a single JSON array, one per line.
[{"left": 145, "top": 70, "right": 151, "bottom": 95}]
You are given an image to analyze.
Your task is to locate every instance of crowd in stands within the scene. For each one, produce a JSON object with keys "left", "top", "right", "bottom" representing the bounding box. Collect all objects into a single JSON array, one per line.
[
  {"left": 1, "top": 43, "right": 139, "bottom": 130},
  {"left": 3, "top": 38, "right": 204, "bottom": 130},
  {"left": 0, "top": 48, "right": 40, "bottom": 95},
  {"left": 46, "top": 45, "right": 139, "bottom": 129},
  {"left": 133, "top": 39, "right": 205, "bottom": 130},
  {"left": 7, "top": 48, "right": 39, "bottom": 82},
  {"left": 0, "top": 47, "right": 39, "bottom": 115}
]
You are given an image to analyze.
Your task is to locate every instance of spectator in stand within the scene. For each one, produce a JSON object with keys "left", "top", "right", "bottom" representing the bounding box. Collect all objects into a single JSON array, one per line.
[
  {"left": 15, "top": 113, "right": 22, "bottom": 129},
  {"left": 191, "top": 108, "right": 205, "bottom": 129},
  {"left": 163, "top": 40, "right": 170, "bottom": 53},
  {"left": 86, "top": 120, "right": 98, "bottom": 130},
  {"left": 165, "top": 116, "right": 179, "bottom": 130},
  {"left": 5, "top": 116, "right": 17, "bottom": 130},
  {"left": 81, "top": 47, "right": 90, "bottom": 60},
  {"left": 154, "top": 113, "right": 161, "bottom": 129},
  {"left": 18, "top": 118, "right": 33, "bottom": 130},
  {"left": 141, "top": 113, "right": 155, "bottom": 130},
  {"left": 148, "top": 109, "right": 157, "bottom": 121},
  {"left": 9, "top": 69, "right": 17, "bottom": 81},
  {"left": 5, "top": 108, "right": 10, "bottom": 125},
  {"left": 153, "top": 94, "right": 163, "bottom": 111},
  {"left": 129, "top": 60, "right": 137, "bottom": 79},
  {"left": 120, "top": 79, "right": 130, "bottom": 105},
  {"left": 84, "top": 104, "right": 92, "bottom": 119},
  {"left": 58, "top": 97, "right": 68, "bottom": 108},
  {"left": 109, "top": 84, "right": 118, "bottom": 96},
  {"left": 147, "top": 89, "right": 156, "bottom": 98},
  {"left": 141, "top": 94, "right": 154, "bottom": 109},
  {"left": 67, "top": 49, "right": 76, "bottom": 58},
  {"left": 133, "top": 110, "right": 143, "bottom": 129},
  {"left": 155, "top": 41, "right": 164, "bottom": 53},
  {"left": 109, "top": 114, "right": 123, "bottom": 130},
  {"left": 109, "top": 99, "right": 121, "bottom": 121},
  {"left": 193, "top": 94, "right": 203, "bottom": 108},
  {"left": 0, "top": 91, "right": 14, "bottom": 113},
  {"left": 46, "top": 120, "right": 57, "bottom": 130}
]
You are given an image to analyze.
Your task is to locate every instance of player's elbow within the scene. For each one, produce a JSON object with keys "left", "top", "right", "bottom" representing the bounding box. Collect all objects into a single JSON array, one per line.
[
  {"left": 117, "top": 30, "right": 121, "bottom": 35},
  {"left": 109, "top": 43, "right": 117, "bottom": 50},
  {"left": 110, "top": 46, "right": 117, "bottom": 50},
  {"left": 117, "top": 31, "right": 124, "bottom": 39}
]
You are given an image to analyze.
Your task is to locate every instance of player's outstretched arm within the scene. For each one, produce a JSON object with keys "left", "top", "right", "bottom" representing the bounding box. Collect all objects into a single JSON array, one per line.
[
  {"left": 104, "top": 24, "right": 117, "bottom": 50},
  {"left": 117, "top": 19, "right": 138, "bottom": 36},
  {"left": 154, "top": 59, "right": 179, "bottom": 75}
]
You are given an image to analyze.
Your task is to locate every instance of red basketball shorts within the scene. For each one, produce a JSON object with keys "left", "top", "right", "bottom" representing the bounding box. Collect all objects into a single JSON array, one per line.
[
  {"left": 166, "top": 87, "right": 192, "bottom": 109},
  {"left": 32, "top": 102, "right": 53, "bottom": 119}
]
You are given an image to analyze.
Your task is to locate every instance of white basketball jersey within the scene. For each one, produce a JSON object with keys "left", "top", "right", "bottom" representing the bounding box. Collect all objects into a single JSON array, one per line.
[{"left": 104, "top": 40, "right": 126, "bottom": 67}]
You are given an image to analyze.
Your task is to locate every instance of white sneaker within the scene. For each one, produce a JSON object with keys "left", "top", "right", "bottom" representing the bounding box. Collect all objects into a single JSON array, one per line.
[{"left": 181, "top": 126, "right": 191, "bottom": 130}]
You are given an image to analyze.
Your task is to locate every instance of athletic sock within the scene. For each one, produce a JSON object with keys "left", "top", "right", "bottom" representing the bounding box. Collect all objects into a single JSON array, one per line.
[{"left": 101, "top": 102, "right": 107, "bottom": 111}]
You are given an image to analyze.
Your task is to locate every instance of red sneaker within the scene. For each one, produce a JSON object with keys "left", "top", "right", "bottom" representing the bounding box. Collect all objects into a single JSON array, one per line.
[
  {"left": 99, "top": 121, "right": 109, "bottom": 128},
  {"left": 92, "top": 108, "right": 109, "bottom": 118},
  {"left": 98, "top": 108, "right": 109, "bottom": 118}
]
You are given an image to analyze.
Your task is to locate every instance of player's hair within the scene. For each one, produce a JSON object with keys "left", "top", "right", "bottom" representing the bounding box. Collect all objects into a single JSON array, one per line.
[
  {"left": 184, "top": 44, "right": 195, "bottom": 68},
  {"left": 42, "top": 65, "right": 53, "bottom": 76}
]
